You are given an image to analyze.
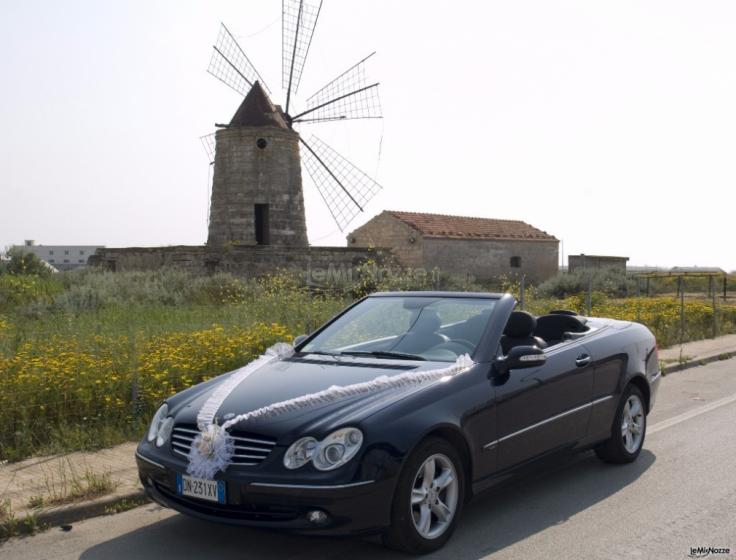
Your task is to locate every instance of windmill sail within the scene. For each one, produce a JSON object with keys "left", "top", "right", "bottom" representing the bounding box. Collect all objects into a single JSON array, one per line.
[
  {"left": 199, "top": 133, "right": 217, "bottom": 163},
  {"left": 300, "top": 135, "right": 382, "bottom": 231},
  {"left": 282, "top": 0, "right": 323, "bottom": 112},
  {"left": 293, "top": 53, "right": 382, "bottom": 123},
  {"left": 208, "top": 23, "right": 271, "bottom": 97}
]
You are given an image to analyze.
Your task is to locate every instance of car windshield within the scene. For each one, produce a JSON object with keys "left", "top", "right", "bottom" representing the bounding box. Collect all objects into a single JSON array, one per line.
[{"left": 301, "top": 296, "right": 497, "bottom": 362}]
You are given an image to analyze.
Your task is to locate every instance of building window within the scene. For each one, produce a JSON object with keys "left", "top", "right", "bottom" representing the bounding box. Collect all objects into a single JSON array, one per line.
[
  {"left": 48, "top": 259, "right": 55, "bottom": 263},
  {"left": 78, "top": 259, "right": 84, "bottom": 263},
  {"left": 79, "top": 250, "right": 85, "bottom": 255},
  {"left": 510, "top": 256, "right": 522, "bottom": 268},
  {"left": 64, "top": 250, "right": 69, "bottom": 255},
  {"left": 49, "top": 250, "right": 54, "bottom": 255},
  {"left": 63, "top": 259, "right": 69, "bottom": 263}
]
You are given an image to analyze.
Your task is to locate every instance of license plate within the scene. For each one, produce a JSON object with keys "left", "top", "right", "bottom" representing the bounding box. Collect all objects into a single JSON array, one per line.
[{"left": 176, "top": 473, "right": 226, "bottom": 504}]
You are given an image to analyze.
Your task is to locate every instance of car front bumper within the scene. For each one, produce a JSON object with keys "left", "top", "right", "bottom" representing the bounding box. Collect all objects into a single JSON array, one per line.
[{"left": 135, "top": 445, "right": 396, "bottom": 536}]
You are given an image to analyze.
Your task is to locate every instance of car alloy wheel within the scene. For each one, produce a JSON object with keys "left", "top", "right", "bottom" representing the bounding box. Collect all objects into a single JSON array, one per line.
[
  {"left": 595, "top": 383, "right": 647, "bottom": 464},
  {"left": 410, "top": 453, "right": 459, "bottom": 540},
  {"left": 621, "top": 394, "right": 645, "bottom": 454},
  {"left": 383, "top": 437, "right": 465, "bottom": 554}
]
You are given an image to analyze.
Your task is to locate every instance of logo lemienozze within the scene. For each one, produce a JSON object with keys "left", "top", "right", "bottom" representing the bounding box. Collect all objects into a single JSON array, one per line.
[{"left": 688, "top": 546, "right": 731, "bottom": 558}]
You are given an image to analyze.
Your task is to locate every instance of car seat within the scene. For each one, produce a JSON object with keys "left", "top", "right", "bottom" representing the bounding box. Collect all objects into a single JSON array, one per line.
[
  {"left": 534, "top": 313, "right": 588, "bottom": 346},
  {"left": 500, "top": 311, "right": 547, "bottom": 354}
]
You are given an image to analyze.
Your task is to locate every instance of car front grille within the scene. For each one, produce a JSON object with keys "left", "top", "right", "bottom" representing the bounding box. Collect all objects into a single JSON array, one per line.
[{"left": 170, "top": 425, "right": 277, "bottom": 466}]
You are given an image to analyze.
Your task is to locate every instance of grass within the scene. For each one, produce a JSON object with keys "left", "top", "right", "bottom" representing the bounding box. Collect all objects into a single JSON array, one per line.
[
  {"left": 25, "top": 458, "right": 118, "bottom": 509},
  {"left": 0, "top": 499, "right": 44, "bottom": 540},
  {"left": 1, "top": 267, "right": 735, "bottom": 462},
  {"left": 47, "top": 470, "right": 116, "bottom": 507},
  {"left": 44, "top": 469, "right": 117, "bottom": 506},
  {"left": 104, "top": 497, "right": 148, "bottom": 515}
]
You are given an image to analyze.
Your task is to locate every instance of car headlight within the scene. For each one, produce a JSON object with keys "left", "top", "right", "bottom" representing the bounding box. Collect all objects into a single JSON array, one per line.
[
  {"left": 156, "top": 416, "right": 174, "bottom": 448},
  {"left": 147, "top": 403, "right": 168, "bottom": 443},
  {"left": 284, "top": 428, "right": 363, "bottom": 471},
  {"left": 283, "top": 436, "right": 318, "bottom": 470}
]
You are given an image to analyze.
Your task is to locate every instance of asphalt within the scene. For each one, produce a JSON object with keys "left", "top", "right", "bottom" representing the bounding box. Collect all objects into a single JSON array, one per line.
[{"left": 2, "top": 358, "right": 735, "bottom": 560}]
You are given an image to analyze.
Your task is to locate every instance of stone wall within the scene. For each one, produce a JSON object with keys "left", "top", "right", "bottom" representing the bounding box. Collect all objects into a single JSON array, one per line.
[
  {"left": 207, "top": 126, "right": 308, "bottom": 247},
  {"left": 423, "top": 238, "right": 559, "bottom": 284},
  {"left": 347, "top": 212, "right": 424, "bottom": 268},
  {"left": 89, "top": 245, "right": 388, "bottom": 279},
  {"left": 568, "top": 255, "right": 629, "bottom": 273}
]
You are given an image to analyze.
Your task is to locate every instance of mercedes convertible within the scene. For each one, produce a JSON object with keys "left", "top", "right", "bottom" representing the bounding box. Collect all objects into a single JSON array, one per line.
[{"left": 136, "top": 292, "right": 661, "bottom": 554}]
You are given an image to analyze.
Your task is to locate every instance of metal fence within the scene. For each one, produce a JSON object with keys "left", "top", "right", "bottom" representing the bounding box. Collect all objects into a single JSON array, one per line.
[{"left": 516, "top": 270, "right": 730, "bottom": 345}]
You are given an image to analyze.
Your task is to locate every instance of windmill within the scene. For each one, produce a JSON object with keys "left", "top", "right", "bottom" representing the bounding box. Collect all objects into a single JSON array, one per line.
[{"left": 200, "top": 1, "right": 383, "bottom": 248}]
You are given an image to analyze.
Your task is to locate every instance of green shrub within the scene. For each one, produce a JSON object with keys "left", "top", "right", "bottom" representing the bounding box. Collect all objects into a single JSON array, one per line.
[
  {"left": 0, "top": 275, "right": 62, "bottom": 313},
  {"left": 2, "top": 247, "right": 53, "bottom": 277},
  {"left": 537, "top": 268, "right": 638, "bottom": 298}
]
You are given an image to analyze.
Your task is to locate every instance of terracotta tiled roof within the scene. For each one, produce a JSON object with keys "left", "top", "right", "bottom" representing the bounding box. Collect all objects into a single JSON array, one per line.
[{"left": 386, "top": 211, "right": 557, "bottom": 241}]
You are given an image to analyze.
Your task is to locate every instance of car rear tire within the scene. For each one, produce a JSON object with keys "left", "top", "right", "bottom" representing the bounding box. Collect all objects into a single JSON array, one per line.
[
  {"left": 382, "top": 437, "right": 465, "bottom": 555},
  {"left": 595, "top": 384, "right": 647, "bottom": 464}
]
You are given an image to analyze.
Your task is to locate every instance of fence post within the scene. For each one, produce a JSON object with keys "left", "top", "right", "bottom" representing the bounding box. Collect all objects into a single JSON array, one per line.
[
  {"left": 131, "top": 373, "right": 139, "bottom": 418},
  {"left": 129, "top": 326, "right": 139, "bottom": 419},
  {"left": 586, "top": 275, "right": 592, "bottom": 316},
  {"left": 724, "top": 275, "right": 728, "bottom": 302},
  {"left": 679, "top": 276, "right": 685, "bottom": 346},
  {"left": 307, "top": 284, "right": 313, "bottom": 334},
  {"left": 635, "top": 277, "right": 641, "bottom": 323},
  {"left": 520, "top": 275, "right": 526, "bottom": 310},
  {"left": 711, "top": 276, "right": 718, "bottom": 338}
]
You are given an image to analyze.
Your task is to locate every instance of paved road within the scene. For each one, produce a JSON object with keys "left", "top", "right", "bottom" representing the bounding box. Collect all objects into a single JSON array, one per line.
[{"left": 3, "top": 360, "right": 736, "bottom": 560}]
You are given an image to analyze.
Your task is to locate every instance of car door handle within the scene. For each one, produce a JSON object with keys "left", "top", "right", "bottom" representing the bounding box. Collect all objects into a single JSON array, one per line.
[{"left": 575, "top": 354, "right": 591, "bottom": 367}]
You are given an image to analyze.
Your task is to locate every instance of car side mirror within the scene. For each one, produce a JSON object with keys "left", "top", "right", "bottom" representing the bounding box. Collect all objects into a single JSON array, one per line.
[
  {"left": 293, "top": 334, "right": 309, "bottom": 348},
  {"left": 493, "top": 346, "right": 546, "bottom": 376}
]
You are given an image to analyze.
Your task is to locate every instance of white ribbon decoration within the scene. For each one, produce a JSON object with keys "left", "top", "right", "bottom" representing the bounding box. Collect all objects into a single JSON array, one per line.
[
  {"left": 187, "top": 343, "right": 475, "bottom": 479},
  {"left": 196, "top": 342, "right": 295, "bottom": 430},
  {"left": 187, "top": 342, "right": 294, "bottom": 478}
]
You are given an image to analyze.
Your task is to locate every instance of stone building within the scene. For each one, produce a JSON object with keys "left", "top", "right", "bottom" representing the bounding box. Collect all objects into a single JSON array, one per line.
[
  {"left": 347, "top": 211, "right": 559, "bottom": 283},
  {"left": 207, "top": 82, "right": 308, "bottom": 247},
  {"left": 568, "top": 254, "right": 629, "bottom": 273}
]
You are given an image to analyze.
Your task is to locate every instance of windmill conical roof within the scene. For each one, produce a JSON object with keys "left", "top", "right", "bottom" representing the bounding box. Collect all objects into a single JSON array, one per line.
[{"left": 229, "top": 82, "right": 290, "bottom": 129}]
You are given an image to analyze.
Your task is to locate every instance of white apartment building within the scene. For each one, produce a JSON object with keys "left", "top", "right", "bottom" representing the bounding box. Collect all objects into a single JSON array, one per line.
[{"left": 14, "top": 240, "right": 104, "bottom": 271}]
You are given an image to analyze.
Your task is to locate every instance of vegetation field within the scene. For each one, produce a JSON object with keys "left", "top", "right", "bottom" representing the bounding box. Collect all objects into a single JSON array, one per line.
[{"left": 0, "top": 264, "right": 734, "bottom": 462}]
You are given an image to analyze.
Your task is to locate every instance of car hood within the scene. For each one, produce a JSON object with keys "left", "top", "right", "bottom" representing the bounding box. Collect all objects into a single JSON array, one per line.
[{"left": 168, "top": 355, "right": 448, "bottom": 439}]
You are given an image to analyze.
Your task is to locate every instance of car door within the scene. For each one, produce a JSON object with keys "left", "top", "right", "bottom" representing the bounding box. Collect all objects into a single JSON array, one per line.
[{"left": 492, "top": 341, "right": 595, "bottom": 471}]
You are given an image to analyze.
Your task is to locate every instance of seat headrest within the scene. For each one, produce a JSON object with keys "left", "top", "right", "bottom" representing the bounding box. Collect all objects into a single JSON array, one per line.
[
  {"left": 536, "top": 313, "right": 587, "bottom": 334},
  {"left": 504, "top": 311, "right": 537, "bottom": 338}
]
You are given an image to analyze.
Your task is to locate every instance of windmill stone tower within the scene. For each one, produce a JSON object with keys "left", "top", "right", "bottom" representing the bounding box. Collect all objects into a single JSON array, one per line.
[
  {"left": 201, "top": 7, "right": 384, "bottom": 246},
  {"left": 207, "top": 82, "right": 308, "bottom": 247}
]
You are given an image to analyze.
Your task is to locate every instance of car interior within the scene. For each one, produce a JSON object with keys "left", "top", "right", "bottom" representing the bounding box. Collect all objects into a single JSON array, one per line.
[
  {"left": 387, "top": 308, "right": 590, "bottom": 360},
  {"left": 324, "top": 301, "right": 591, "bottom": 362},
  {"left": 500, "top": 310, "right": 590, "bottom": 354}
]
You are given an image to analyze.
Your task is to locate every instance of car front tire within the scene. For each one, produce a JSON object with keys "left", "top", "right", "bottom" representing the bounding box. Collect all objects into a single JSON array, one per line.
[
  {"left": 595, "top": 384, "right": 647, "bottom": 464},
  {"left": 382, "top": 437, "right": 465, "bottom": 555}
]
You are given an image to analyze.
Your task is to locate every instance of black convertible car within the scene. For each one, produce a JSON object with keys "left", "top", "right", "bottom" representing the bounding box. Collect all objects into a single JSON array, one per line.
[{"left": 136, "top": 292, "right": 661, "bottom": 554}]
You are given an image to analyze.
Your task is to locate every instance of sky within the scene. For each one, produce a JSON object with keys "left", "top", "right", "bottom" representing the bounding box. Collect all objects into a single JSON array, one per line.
[{"left": 1, "top": 0, "right": 735, "bottom": 270}]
